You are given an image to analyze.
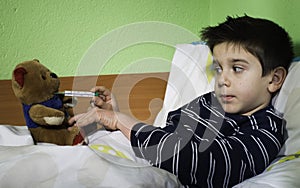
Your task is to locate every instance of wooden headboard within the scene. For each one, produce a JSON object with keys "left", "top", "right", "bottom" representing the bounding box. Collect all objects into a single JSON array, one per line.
[{"left": 0, "top": 72, "right": 169, "bottom": 126}]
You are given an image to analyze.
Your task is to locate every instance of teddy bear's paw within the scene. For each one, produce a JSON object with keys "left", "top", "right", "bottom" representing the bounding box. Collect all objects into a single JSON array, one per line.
[
  {"left": 68, "top": 125, "right": 80, "bottom": 134},
  {"left": 43, "top": 116, "right": 64, "bottom": 125}
]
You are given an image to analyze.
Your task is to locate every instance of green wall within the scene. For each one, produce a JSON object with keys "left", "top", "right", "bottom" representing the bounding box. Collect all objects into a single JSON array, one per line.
[
  {"left": 0, "top": 0, "right": 210, "bottom": 80},
  {"left": 1, "top": 0, "right": 300, "bottom": 80}
]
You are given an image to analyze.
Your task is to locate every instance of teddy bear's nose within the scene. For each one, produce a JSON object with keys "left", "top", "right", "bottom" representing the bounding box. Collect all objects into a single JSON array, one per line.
[{"left": 50, "top": 73, "right": 58, "bottom": 78}]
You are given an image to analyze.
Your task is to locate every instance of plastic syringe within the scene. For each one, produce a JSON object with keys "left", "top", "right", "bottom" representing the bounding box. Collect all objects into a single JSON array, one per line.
[{"left": 56, "top": 90, "right": 100, "bottom": 98}]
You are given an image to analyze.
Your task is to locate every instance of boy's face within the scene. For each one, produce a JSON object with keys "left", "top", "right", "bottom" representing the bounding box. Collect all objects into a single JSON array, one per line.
[{"left": 213, "top": 42, "right": 272, "bottom": 116}]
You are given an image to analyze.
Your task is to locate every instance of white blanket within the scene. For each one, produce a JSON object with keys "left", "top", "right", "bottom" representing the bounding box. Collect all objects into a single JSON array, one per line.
[{"left": 0, "top": 125, "right": 182, "bottom": 188}]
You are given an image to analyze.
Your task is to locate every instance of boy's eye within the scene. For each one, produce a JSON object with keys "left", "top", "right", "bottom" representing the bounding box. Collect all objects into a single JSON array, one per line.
[
  {"left": 216, "top": 67, "right": 222, "bottom": 73},
  {"left": 233, "top": 66, "right": 243, "bottom": 72},
  {"left": 213, "top": 66, "right": 222, "bottom": 74}
]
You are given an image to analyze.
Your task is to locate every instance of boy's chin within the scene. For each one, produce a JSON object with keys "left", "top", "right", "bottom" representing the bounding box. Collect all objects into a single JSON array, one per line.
[{"left": 221, "top": 104, "right": 241, "bottom": 115}]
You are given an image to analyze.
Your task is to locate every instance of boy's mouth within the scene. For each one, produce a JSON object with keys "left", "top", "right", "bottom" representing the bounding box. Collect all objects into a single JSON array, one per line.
[{"left": 220, "top": 94, "right": 235, "bottom": 103}]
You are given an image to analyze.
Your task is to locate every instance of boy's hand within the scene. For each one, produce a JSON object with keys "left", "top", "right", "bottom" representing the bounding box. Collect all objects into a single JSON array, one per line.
[
  {"left": 68, "top": 107, "right": 139, "bottom": 139},
  {"left": 90, "top": 86, "right": 119, "bottom": 111}
]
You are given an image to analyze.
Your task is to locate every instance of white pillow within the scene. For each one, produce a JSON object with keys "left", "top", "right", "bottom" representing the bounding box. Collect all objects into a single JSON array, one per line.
[
  {"left": 273, "top": 60, "right": 300, "bottom": 155},
  {"left": 153, "top": 43, "right": 214, "bottom": 127}
]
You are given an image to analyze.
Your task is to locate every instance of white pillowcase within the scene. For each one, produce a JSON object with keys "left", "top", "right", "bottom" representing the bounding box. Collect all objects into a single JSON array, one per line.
[
  {"left": 153, "top": 43, "right": 214, "bottom": 127},
  {"left": 273, "top": 61, "right": 300, "bottom": 155}
]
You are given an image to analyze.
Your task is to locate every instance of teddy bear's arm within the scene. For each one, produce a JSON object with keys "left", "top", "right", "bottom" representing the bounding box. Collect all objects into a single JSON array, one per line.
[
  {"left": 62, "top": 96, "right": 77, "bottom": 117},
  {"left": 29, "top": 104, "right": 65, "bottom": 126}
]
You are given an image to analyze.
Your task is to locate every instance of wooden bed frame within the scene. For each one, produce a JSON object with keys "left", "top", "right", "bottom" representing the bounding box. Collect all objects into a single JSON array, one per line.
[{"left": 0, "top": 72, "right": 169, "bottom": 126}]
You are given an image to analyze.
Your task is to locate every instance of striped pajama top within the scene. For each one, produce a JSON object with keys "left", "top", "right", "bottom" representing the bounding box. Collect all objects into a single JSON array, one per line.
[{"left": 130, "top": 92, "right": 286, "bottom": 188}]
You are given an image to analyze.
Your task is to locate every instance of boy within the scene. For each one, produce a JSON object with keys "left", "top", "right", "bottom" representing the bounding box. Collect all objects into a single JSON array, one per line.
[{"left": 70, "top": 15, "right": 294, "bottom": 187}]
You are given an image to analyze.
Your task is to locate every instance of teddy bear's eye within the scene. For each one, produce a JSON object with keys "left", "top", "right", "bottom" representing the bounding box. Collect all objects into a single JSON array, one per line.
[
  {"left": 50, "top": 73, "right": 58, "bottom": 78},
  {"left": 41, "top": 75, "right": 46, "bottom": 80}
]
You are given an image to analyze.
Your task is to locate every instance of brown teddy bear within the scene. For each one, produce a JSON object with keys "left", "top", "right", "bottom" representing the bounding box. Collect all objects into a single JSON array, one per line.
[{"left": 12, "top": 59, "right": 83, "bottom": 145}]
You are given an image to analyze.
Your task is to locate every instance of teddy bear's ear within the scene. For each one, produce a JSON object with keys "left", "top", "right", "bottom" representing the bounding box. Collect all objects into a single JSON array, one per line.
[{"left": 13, "top": 67, "right": 27, "bottom": 88}]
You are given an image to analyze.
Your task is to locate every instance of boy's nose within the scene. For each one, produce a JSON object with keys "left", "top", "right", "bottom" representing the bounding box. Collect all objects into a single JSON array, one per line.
[{"left": 217, "top": 72, "right": 230, "bottom": 87}]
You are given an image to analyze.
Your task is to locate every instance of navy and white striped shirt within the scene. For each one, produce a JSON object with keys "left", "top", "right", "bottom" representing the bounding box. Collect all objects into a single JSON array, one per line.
[{"left": 131, "top": 92, "right": 285, "bottom": 188}]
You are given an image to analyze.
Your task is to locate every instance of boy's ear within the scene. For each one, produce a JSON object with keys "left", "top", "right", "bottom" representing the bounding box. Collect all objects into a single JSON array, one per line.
[{"left": 268, "top": 67, "right": 287, "bottom": 93}]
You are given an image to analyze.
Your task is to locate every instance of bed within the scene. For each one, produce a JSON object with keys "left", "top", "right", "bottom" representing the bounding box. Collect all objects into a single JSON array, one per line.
[{"left": 1, "top": 43, "right": 300, "bottom": 187}]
